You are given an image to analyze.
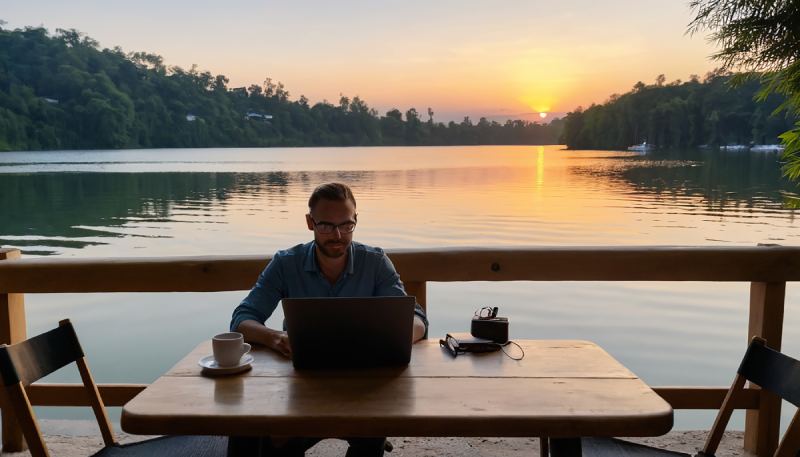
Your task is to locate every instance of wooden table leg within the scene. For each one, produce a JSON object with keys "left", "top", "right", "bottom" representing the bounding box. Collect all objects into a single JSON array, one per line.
[
  {"left": 540, "top": 436, "right": 550, "bottom": 456},
  {"left": 227, "top": 436, "right": 261, "bottom": 457},
  {"left": 549, "top": 438, "right": 582, "bottom": 457}
]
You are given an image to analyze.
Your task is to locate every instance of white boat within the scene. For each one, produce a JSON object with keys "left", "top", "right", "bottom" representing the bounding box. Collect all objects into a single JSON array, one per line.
[
  {"left": 720, "top": 144, "right": 749, "bottom": 151},
  {"left": 627, "top": 141, "right": 654, "bottom": 152},
  {"left": 750, "top": 144, "right": 785, "bottom": 153}
]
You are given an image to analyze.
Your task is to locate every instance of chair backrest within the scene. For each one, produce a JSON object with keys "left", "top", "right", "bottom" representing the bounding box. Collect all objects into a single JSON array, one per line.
[
  {"left": 701, "top": 337, "right": 800, "bottom": 457},
  {"left": 0, "top": 319, "right": 116, "bottom": 457},
  {"left": 738, "top": 342, "right": 800, "bottom": 409},
  {"left": 0, "top": 321, "right": 83, "bottom": 387}
]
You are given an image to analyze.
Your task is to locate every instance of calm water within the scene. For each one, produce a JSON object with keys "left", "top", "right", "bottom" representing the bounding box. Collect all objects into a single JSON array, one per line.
[{"left": 2, "top": 145, "right": 799, "bottom": 429}]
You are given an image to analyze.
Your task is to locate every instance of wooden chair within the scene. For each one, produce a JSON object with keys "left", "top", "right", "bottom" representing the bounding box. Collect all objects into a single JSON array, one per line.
[
  {"left": 571, "top": 337, "right": 800, "bottom": 456},
  {"left": 0, "top": 319, "right": 227, "bottom": 457}
]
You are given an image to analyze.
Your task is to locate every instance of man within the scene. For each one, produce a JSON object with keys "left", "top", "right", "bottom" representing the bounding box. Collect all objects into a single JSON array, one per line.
[{"left": 230, "top": 182, "right": 429, "bottom": 457}]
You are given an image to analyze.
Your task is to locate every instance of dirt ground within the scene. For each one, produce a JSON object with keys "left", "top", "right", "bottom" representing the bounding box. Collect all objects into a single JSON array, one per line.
[{"left": 0, "top": 420, "right": 756, "bottom": 456}]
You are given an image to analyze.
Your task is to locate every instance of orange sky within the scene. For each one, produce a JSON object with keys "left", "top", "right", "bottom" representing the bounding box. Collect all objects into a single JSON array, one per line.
[{"left": 4, "top": 1, "right": 719, "bottom": 121}]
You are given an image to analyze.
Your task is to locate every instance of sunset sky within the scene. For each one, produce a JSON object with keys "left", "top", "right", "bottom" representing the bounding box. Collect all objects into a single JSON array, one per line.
[{"left": 2, "top": 1, "right": 719, "bottom": 122}]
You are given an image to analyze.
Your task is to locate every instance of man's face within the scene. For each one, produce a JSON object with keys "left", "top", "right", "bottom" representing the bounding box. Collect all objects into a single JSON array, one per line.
[{"left": 306, "top": 198, "right": 357, "bottom": 259}]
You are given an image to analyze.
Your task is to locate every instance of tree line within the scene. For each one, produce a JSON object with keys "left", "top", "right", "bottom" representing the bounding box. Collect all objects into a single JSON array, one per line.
[
  {"left": 688, "top": 0, "right": 800, "bottom": 180},
  {"left": 0, "top": 25, "right": 562, "bottom": 151},
  {"left": 561, "top": 71, "right": 798, "bottom": 150}
]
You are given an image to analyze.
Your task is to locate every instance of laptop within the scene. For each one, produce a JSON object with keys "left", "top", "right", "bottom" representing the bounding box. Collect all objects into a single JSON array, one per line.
[{"left": 282, "top": 296, "right": 416, "bottom": 369}]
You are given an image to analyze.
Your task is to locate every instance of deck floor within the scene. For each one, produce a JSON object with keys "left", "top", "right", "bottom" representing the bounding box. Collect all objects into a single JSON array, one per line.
[{"left": 0, "top": 421, "right": 753, "bottom": 456}]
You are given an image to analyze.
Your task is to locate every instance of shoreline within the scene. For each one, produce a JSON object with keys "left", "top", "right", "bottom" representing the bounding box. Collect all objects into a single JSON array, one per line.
[{"left": 2, "top": 421, "right": 750, "bottom": 456}]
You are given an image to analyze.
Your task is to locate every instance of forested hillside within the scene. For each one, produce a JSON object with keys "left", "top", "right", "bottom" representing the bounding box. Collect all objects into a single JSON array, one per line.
[
  {"left": 562, "top": 72, "right": 797, "bottom": 150},
  {"left": 0, "top": 26, "right": 562, "bottom": 151}
]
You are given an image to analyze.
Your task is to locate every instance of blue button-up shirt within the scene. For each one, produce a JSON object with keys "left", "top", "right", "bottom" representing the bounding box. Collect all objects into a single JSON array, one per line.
[{"left": 230, "top": 241, "right": 429, "bottom": 334}]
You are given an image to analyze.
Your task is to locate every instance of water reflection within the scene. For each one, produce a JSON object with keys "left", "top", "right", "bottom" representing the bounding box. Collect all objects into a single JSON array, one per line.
[
  {"left": 1, "top": 146, "right": 799, "bottom": 256},
  {"left": 535, "top": 146, "right": 545, "bottom": 189},
  {"left": 5, "top": 146, "right": 800, "bottom": 430},
  {"left": 565, "top": 149, "right": 798, "bottom": 243},
  {"left": 0, "top": 172, "right": 295, "bottom": 255},
  {"left": 622, "top": 149, "right": 794, "bottom": 209}
]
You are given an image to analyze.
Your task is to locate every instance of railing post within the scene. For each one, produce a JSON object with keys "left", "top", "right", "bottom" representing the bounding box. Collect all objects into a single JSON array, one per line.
[
  {"left": 0, "top": 248, "right": 27, "bottom": 452},
  {"left": 404, "top": 281, "right": 427, "bottom": 313},
  {"left": 744, "top": 281, "right": 785, "bottom": 456}
]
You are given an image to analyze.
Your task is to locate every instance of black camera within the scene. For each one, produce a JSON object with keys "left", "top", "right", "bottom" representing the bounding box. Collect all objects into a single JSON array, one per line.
[{"left": 471, "top": 306, "right": 509, "bottom": 343}]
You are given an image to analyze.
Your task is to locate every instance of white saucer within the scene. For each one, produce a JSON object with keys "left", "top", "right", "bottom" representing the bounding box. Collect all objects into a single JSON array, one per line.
[{"left": 198, "top": 354, "right": 254, "bottom": 376}]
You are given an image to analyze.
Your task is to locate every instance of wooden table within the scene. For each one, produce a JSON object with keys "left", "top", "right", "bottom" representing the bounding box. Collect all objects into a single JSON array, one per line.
[{"left": 121, "top": 340, "right": 673, "bottom": 456}]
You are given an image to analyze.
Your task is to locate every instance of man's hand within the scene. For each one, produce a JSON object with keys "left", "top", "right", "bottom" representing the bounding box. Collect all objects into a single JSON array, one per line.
[
  {"left": 268, "top": 331, "right": 292, "bottom": 358},
  {"left": 236, "top": 320, "right": 292, "bottom": 358}
]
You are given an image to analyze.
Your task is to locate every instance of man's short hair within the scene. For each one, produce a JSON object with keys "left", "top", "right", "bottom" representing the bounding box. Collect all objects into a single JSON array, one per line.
[{"left": 308, "top": 182, "right": 357, "bottom": 211}]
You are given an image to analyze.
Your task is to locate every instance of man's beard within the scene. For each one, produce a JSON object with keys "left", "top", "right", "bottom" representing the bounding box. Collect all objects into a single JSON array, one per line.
[{"left": 316, "top": 239, "right": 348, "bottom": 258}]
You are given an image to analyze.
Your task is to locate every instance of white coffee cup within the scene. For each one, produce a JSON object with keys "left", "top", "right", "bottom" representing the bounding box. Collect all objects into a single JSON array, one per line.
[{"left": 212, "top": 332, "right": 251, "bottom": 367}]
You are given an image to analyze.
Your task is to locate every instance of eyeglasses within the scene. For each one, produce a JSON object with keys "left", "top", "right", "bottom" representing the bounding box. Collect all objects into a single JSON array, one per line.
[
  {"left": 474, "top": 306, "right": 498, "bottom": 319},
  {"left": 439, "top": 334, "right": 463, "bottom": 358},
  {"left": 309, "top": 216, "right": 357, "bottom": 234}
]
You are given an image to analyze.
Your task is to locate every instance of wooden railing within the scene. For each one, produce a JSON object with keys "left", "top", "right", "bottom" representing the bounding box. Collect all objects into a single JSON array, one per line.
[{"left": 1, "top": 245, "right": 797, "bottom": 455}]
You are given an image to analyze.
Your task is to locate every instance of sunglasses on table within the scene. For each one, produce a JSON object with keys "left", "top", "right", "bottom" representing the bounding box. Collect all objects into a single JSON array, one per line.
[{"left": 439, "top": 334, "right": 465, "bottom": 357}]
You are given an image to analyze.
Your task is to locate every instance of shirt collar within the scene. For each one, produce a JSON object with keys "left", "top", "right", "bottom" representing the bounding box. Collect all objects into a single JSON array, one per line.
[
  {"left": 304, "top": 241, "right": 355, "bottom": 276},
  {"left": 303, "top": 242, "right": 317, "bottom": 272}
]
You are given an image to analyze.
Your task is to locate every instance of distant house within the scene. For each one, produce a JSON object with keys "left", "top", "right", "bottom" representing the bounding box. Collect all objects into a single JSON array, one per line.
[
  {"left": 244, "top": 112, "right": 273, "bottom": 121},
  {"left": 186, "top": 114, "right": 198, "bottom": 122},
  {"left": 42, "top": 97, "right": 59, "bottom": 104}
]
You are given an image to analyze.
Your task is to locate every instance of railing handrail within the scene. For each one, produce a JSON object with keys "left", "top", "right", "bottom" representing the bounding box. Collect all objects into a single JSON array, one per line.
[
  {"left": 1, "top": 245, "right": 799, "bottom": 293},
  {"left": 0, "top": 245, "right": 790, "bottom": 455}
]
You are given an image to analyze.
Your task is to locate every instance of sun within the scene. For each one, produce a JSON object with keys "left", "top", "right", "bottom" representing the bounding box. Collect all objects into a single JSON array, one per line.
[{"left": 539, "top": 112, "right": 548, "bottom": 119}]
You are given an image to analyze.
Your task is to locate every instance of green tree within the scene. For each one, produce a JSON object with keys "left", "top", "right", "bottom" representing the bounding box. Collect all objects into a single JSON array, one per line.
[
  {"left": 405, "top": 108, "right": 422, "bottom": 144},
  {"left": 561, "top": 72, "right": 794, "bottom": 150},
  {"left": 380, "top": 109, "right": 404, "bottom": 145},
  {"left": 0, "top": 24, "right": 562, "bottom": 151},
  {"left": 689, "top": 0, "right": 800, "bottom": 179}
]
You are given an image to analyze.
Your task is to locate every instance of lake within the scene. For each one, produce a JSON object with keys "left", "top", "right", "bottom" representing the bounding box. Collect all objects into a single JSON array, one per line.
[{"left": 1, "top": 145, "right": 799, "bottom": 429}]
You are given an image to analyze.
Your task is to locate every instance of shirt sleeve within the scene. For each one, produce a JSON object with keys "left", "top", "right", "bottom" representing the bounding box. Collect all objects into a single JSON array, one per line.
[
  {"left": 374, "top": 252, "right": 430, "bottom": 338},
  {"left": 230, "top": 254, "right": 285, "bottom": 331}
]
